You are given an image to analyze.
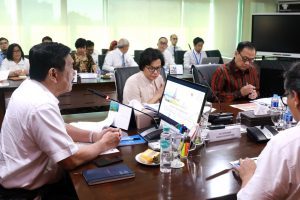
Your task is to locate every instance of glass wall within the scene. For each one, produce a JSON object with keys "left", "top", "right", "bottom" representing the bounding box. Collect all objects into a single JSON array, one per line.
[{"left": 0, "top": 0, "right": 276, "bottom": 58}]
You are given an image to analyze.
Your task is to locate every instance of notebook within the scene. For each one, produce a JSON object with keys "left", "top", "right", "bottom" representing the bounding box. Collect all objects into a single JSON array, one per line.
[{"left": 82, "top": 163, "right": 135, "bottom": 185}]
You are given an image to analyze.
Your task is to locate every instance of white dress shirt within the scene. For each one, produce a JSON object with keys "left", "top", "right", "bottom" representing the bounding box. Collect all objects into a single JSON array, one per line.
[
  {"left": 0, "top": 58, "right": 30, "bottom": 72},
  {"left": 103, "top": 48, "right": 138, "bottom": 72},
  {"left": 91, "top": 50, "right": 99, "bottom": 66},
  {"left": 167, "top": 45, "right": 182, "bottom": 58},
  {"left": 162, "top": 50, "right": 175, "bottom": 67},
  {"left": 0, "top": 79, "right": 78, "bottom": 190},
  {"left": 237, "top": 122, "right": 300, "bottom": 200},
  {"left": 183, "top": 49, "right": 207, "bottom": 69}
]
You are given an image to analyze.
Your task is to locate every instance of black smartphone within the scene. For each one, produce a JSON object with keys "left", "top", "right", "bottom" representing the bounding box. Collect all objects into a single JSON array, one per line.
[{"left": 94, "top": 156, "right": 123, "bottom": 167}]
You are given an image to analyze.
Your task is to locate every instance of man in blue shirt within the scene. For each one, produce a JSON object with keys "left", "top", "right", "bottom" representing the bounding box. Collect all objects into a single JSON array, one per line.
[{"left": 0, "top": 37, "right": 9, "bottom": 65}]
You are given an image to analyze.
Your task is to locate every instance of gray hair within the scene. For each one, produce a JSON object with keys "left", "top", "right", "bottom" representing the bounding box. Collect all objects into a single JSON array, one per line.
[{"left": 117, "top": 38, "right": 129, "bottom": 48}]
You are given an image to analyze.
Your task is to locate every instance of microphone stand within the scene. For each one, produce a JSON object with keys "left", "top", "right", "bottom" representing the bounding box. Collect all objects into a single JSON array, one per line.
[
  {"left": 87, "top": 88, "right": 159, "bottom": 129},
  {"left": 192, "top": 65, "right": 233, "bottom": 124}
]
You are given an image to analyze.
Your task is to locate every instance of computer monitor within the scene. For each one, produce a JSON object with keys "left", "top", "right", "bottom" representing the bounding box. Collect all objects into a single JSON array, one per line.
[
  {"left": 201, "top": 57, "right": 220, "bottom": 64},
  {"left": 158, "top": 76, "right": 208, "bottom": 130},
  {"left": 174, "top": 50, "right": 186, "bottom": 64}
]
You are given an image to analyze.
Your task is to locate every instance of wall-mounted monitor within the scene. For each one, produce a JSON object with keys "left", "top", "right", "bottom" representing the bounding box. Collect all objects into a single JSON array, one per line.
[{"left": 252, "top": 13, "right": 300, "bottom": 58}]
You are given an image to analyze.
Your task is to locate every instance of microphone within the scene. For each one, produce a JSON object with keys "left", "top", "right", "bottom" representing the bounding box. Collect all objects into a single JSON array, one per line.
[
  {"left": 192, "top": 65, "right": 233, "bottom": 125},
  {"left": 188, "top": 43, "right": 192, "bottom": 50},
  {"left": 87, "top": 88, "right": 159, "bottom": 129}
]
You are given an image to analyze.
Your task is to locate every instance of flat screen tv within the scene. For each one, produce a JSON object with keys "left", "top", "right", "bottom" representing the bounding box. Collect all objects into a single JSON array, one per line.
[{"left": 252, "top": 13, "right": 300, "bottom": 58}]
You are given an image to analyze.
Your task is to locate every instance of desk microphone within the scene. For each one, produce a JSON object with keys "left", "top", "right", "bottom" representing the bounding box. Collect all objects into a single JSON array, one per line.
[
  {"left": 188, "top": 43, "right": 192, "bottom": 50},
  {"left": 192, "top": 65, "right": 233, "bottom": 124},
  {"left": 87, "top": 88, "right": 159, "bottom": 129}
]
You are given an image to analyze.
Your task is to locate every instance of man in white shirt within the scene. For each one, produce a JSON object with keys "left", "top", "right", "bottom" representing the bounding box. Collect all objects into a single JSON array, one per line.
[
  {"left": 183, "top": 37, "right": 207, "bottom": 69},
  {"left": 167, "top": 34, "right": 182, "bottom": 59},
  {"left": 103, "top": 38, "right": 137, "bottom": 72},
  {"left": 86, "top": 40, "right": 100, "bottom": 66},
  {"left": 236, "top": 63, "right": 300, "bottom": 200},
  {"left": 0, "top": 42, "right": 121, "bottom": 199},
  {"left": 157, "top": 37, "right": 175, "bottom": 69}
]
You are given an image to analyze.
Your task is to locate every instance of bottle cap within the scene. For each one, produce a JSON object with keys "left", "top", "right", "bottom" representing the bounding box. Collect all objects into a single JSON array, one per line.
[{"left": 163, "top": 126, "right": 170, "bottom": 132}]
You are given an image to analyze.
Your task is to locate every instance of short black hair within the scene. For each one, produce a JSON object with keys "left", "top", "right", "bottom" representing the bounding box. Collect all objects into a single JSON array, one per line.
[
  {"left": 236, "top": 41, "right": 256, "bottom": 53},
  {"left": 29, "top": 42, "right": 71, "bottom": 82},
  {"left": 6, "top": 43, "right": 25, "bottom": 61},
  {"left": 42, "top": 36, "right": 52, "bottom": 43},
  {"left": 193, "top": 37, "right": 204, "bottom": 46},
  {"left": 284, "top": 62, "right": 300, "bottom": 97},
  {"left": 139, "top": 48, "right": 165, "bottom": 71},
  {"left": 75, "top": 38, "right": 86, "bottom": 49},
  {"left": 0, "top": 37, "right": 8, "bottom": 43},
  {"left": 86, "top": 40, "right": 94, "bottom": 47}
]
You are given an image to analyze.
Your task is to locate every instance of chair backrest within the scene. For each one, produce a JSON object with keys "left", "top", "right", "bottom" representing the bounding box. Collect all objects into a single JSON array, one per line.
[
  {"left": 205, "top": 50, "right": 224, "bottom": 64},
  {"left": 98, "top": 54, "right": 106, "bottom": 70},
  {"left": 174, "top": 50, "right": 186, "bottom": 64},
  {"left": 114, "top": 67, "right": 140, "bottom": 103},
  {"left": 192, "top": 64, "right": 220, "bottom": 102},
  {"left": 134, "top": 50, "right": 144, "bottom": 63},
  {"left": 102, "top": 49, "right": 108, "bottom": 55}
]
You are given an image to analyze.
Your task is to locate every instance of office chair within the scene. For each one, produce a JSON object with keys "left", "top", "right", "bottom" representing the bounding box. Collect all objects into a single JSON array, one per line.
[
  {"left": 102, "top": 49, "right": 108, "bottom": 55},
  {"left": 192, "top": 64, "right": 220, "bottom": 102},
  {"left": 174, "top": 50, "right": 186, "bottom": 64},
  {"left": 205, "top": 50, "right": 224, "bottom": 64},
  {"left": 98, "top": 55, "right": 106, "bottom": 70},
  {"left": 114, "top": 67, "right": 140, "bottom": 103},
  {"left": 134, "top": 50, "right": 144, "bottom": 63}
]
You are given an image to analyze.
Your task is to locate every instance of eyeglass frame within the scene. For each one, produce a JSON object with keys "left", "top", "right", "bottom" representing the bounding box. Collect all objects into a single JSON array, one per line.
[
  {"left": 238, "top": 52, "right": 256, "bottom": 63},
  {"left": 145, "top": 65, "right": 162, "bottom": 73}
]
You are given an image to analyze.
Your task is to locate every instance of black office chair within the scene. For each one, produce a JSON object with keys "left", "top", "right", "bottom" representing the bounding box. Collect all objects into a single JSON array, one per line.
[
  {"left": 205, "top": 50, "right": 224, "bottom": 64},
  {"left": 134, "top": 50, "right": 144, "bottom": 63},
  {"left": 102, "top": 49, "right": 108, "bottom": 55},
  {"left": 174, "top": 50, "right": 186, "bottom": 64},
  {"left": 114, "top": 67, "right": 140, "bottom": 103},
  {"left": 192, "top": 64, "right": 220, "bottom": 102},
  {"left": 98, "top": 55, "right": 106, "bottom": 70}
]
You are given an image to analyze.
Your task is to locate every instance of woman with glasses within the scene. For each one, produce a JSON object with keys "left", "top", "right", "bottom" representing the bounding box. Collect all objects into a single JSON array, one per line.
[
  {"left": 0, "top": 43, "right": 29, "bottom": 77},
  {"left": 236, "top": 63, "right": 300, "bottom": 199},
  {"left": 123, "top": 48, "right": 165, "bottom": 104}
]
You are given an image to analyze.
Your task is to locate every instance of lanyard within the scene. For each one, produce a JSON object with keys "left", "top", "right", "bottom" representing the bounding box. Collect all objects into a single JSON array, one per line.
[{"left": 192, "top": 50, "right": 201, "bottom": 65}]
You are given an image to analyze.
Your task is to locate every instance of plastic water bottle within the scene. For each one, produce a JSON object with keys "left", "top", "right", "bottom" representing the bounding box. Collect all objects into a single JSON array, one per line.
[
  {"left": 160, "top": 126, "right": 172, "bottom": 173},
  {"left": 283, "top": 108, "right": 293, "bottom": 129},
  {"left": 96, "top": 67, "right": 101, "bottom": 78},
  {"left": 271, "top": 94, "right": 279, "bottom": 110}
]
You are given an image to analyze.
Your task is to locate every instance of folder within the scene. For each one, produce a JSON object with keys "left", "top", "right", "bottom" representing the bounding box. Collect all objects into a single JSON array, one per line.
[{"left": 82, "top": 163, "right": 135, "bottom": 185}]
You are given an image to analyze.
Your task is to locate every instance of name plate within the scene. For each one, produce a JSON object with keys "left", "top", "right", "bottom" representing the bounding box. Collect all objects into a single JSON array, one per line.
[{"left": 208, "top": 125, "right": 241, "bottom": 142}]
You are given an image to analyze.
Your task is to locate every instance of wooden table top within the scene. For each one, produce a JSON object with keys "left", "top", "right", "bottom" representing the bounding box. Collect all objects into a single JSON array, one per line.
[{"left": 67, "top": 103, "right": 266, "bottom": 200}]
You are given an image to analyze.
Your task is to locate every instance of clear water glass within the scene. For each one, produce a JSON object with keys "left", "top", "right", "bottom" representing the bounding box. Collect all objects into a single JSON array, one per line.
[{"left": 171, "top": 132, "right": 184, "bottom": 168}]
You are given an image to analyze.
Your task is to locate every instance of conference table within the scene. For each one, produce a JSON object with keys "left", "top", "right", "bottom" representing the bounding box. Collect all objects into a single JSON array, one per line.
[{"left": 65, "top": 103, "right": 266, "bottom": 200}]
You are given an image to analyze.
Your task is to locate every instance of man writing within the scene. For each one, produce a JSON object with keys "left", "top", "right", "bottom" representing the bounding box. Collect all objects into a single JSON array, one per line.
[
  {"left": 0, "top": 42, "right": 120, "bottom": 199},
  {"left": 211, "top": 41, "right": 259, "bottom": 102}
]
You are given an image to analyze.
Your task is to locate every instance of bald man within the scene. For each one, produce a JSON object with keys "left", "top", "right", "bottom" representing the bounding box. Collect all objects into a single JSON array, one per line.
[
  {"left": 103, "top": 38, "right": 138, "bottom": 72},
  {"left": 167, "top": 34, "right": 182, "bottom": 59}
]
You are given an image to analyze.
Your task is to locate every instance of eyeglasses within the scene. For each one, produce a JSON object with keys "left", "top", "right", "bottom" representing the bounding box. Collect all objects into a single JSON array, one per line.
[
  {"left": 159, "top": 42, "right": 167, "bottom": 45},
  {"left": 146, "top": 65, "right": 162, "bottom": 73},
  {"left": 238, "top": 52, "right": 255, "bottom": 63},
  {"left": 0, "top": 42, "right": 8, "bottom": 45},
  {"left": 172, "top": 38, "right": 178, "bottom": 40},
  {"left": 281, "top": 91, "right": 290, "bottom": 107}
]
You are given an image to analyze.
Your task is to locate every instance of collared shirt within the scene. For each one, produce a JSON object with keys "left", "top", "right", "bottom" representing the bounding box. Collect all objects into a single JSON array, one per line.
[
  {"left": 238, "top": 122, "right": 300, "bottom": 200},
  {"left": 103, "top": 48, "right": 138, "bottom": 72},
  {"left": 183, "top": 49, "right": 207, "bottom": 69},
  {"left": 123, "top": 71, "right": 164, "bottom": 104},
  {"left": 70, "top": 52, "right": 95, "bottom": 73},
  {"left": 162, "top": 50, "right": 175, "bottom": 67},
  {"left": 0, "top": 51, "right": 5, "bottom": 66},
  {"left": 90, "top": 50, "right": 99, "bottom": 66},
  {"left": 211, "top": 59, "right": 260, "bottom": 102},
  {"left": 0, "top": 79, "right": 78, "bottom": 190},
  {"left": 167, "top": 45, "right": 182, "bottom": 58},
  {"left": 0, "top": 58, "right": 30, "bottom": 73}
]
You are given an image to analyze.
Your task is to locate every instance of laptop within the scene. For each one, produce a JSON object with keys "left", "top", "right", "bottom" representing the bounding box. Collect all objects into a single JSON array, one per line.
[
  {"left": 201, "top": 57, "right": 220, "bottom": 64},
  {"left": 140, "top": 76, "right": 209, "bottom": 142}
]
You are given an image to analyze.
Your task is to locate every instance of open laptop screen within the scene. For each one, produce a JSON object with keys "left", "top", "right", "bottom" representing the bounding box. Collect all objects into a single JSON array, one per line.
[{"left": 158, "top": 76, "right": 208, "bottom": 130}]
